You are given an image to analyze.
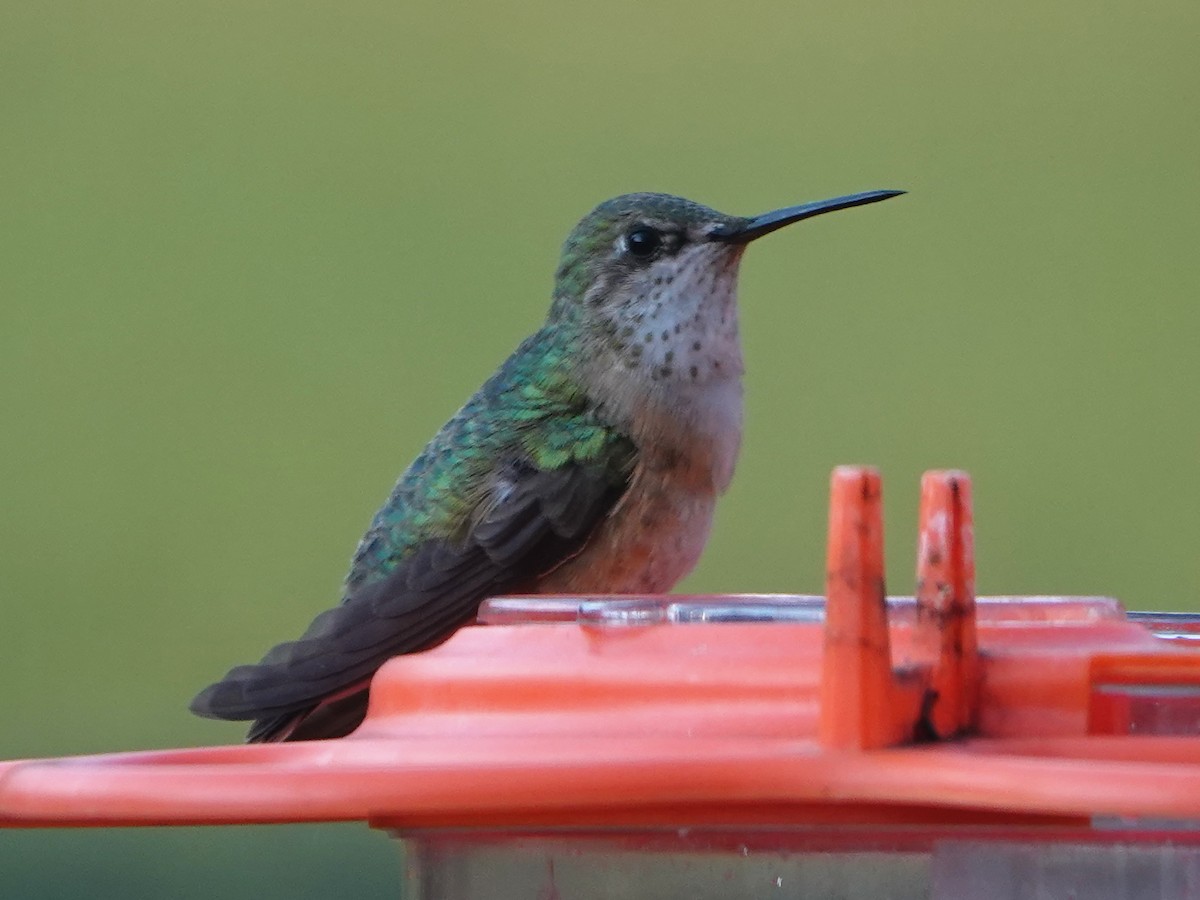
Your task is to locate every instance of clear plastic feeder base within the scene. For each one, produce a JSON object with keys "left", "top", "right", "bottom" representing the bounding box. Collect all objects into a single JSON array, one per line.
[{"left": 397, "top": 829, "right": 1200, "bottom": 900}]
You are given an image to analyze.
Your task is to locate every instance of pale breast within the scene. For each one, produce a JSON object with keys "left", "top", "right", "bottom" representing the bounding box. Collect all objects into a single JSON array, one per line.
[{"left": 534, "top": 463, "right": 719, "bottom": 594}]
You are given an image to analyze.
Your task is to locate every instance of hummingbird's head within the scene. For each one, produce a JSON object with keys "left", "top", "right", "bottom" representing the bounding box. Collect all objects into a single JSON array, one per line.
[
  {"left": 551, "top": 193, "right": 745, "bottom": 321},
  {"left": 548, "top": 190, "right": 902, "bottom": 385}
]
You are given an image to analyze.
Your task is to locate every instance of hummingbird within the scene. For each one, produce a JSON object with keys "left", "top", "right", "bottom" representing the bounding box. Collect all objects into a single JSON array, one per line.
[{"left": 190, "top": 188, "right": 903, "bottom": 742}]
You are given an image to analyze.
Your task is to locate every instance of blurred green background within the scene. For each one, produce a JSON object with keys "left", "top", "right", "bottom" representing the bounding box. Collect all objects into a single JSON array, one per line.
[{"left": 2, "top": 0, "right": 1198, "bottom": 895}]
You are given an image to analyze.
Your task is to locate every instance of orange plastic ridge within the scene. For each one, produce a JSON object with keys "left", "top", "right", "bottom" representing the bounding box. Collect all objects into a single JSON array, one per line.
[
  {"left": 2, "top": 467, "right": 1200, "bottom": 830},
  {"left": 915, "top": 470, "right": 979, "bottom": 738},
  {"left": 819, "top": 467, "right": 897, "bottom": 750}
]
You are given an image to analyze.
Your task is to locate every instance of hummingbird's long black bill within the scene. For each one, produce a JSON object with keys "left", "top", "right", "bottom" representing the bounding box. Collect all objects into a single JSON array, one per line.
[{"left": 711, "top": 189, "right": 905, "bottom": 243}]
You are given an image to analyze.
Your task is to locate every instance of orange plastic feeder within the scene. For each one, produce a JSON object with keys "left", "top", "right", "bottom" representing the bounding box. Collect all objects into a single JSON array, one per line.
[{"left": 4, "top": 467, "right": 1200, "bottom": 899}]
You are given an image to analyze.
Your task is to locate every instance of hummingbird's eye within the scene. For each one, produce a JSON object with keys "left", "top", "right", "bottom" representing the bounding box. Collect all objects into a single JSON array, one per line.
[{"left": 625, "top": 227, "right": 662, "bottom": 259}]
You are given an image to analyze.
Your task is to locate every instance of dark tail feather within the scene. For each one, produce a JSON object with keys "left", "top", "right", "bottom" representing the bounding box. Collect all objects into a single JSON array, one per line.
[{"left": 247, "top": 682, "right": 372, "bottom": 742}]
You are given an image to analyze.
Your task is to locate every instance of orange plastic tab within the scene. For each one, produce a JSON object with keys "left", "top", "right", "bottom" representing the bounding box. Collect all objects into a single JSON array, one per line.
[
  {"left": 914, "top": 470, "right": 979, "bottom": 738},
  {"left": 820, "top": 467, "right": 900, "bottom": 749}
]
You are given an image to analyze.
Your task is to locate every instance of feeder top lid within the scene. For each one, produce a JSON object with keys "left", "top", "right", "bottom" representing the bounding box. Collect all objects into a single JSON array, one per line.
[{"left": 3, "top": 468, "right": 1200, "bottom": 830}]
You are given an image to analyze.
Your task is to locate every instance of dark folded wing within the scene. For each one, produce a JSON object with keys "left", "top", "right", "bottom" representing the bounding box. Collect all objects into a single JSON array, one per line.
[{"left": 189, "top": 453, "right": 633, "bottom": 729}]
